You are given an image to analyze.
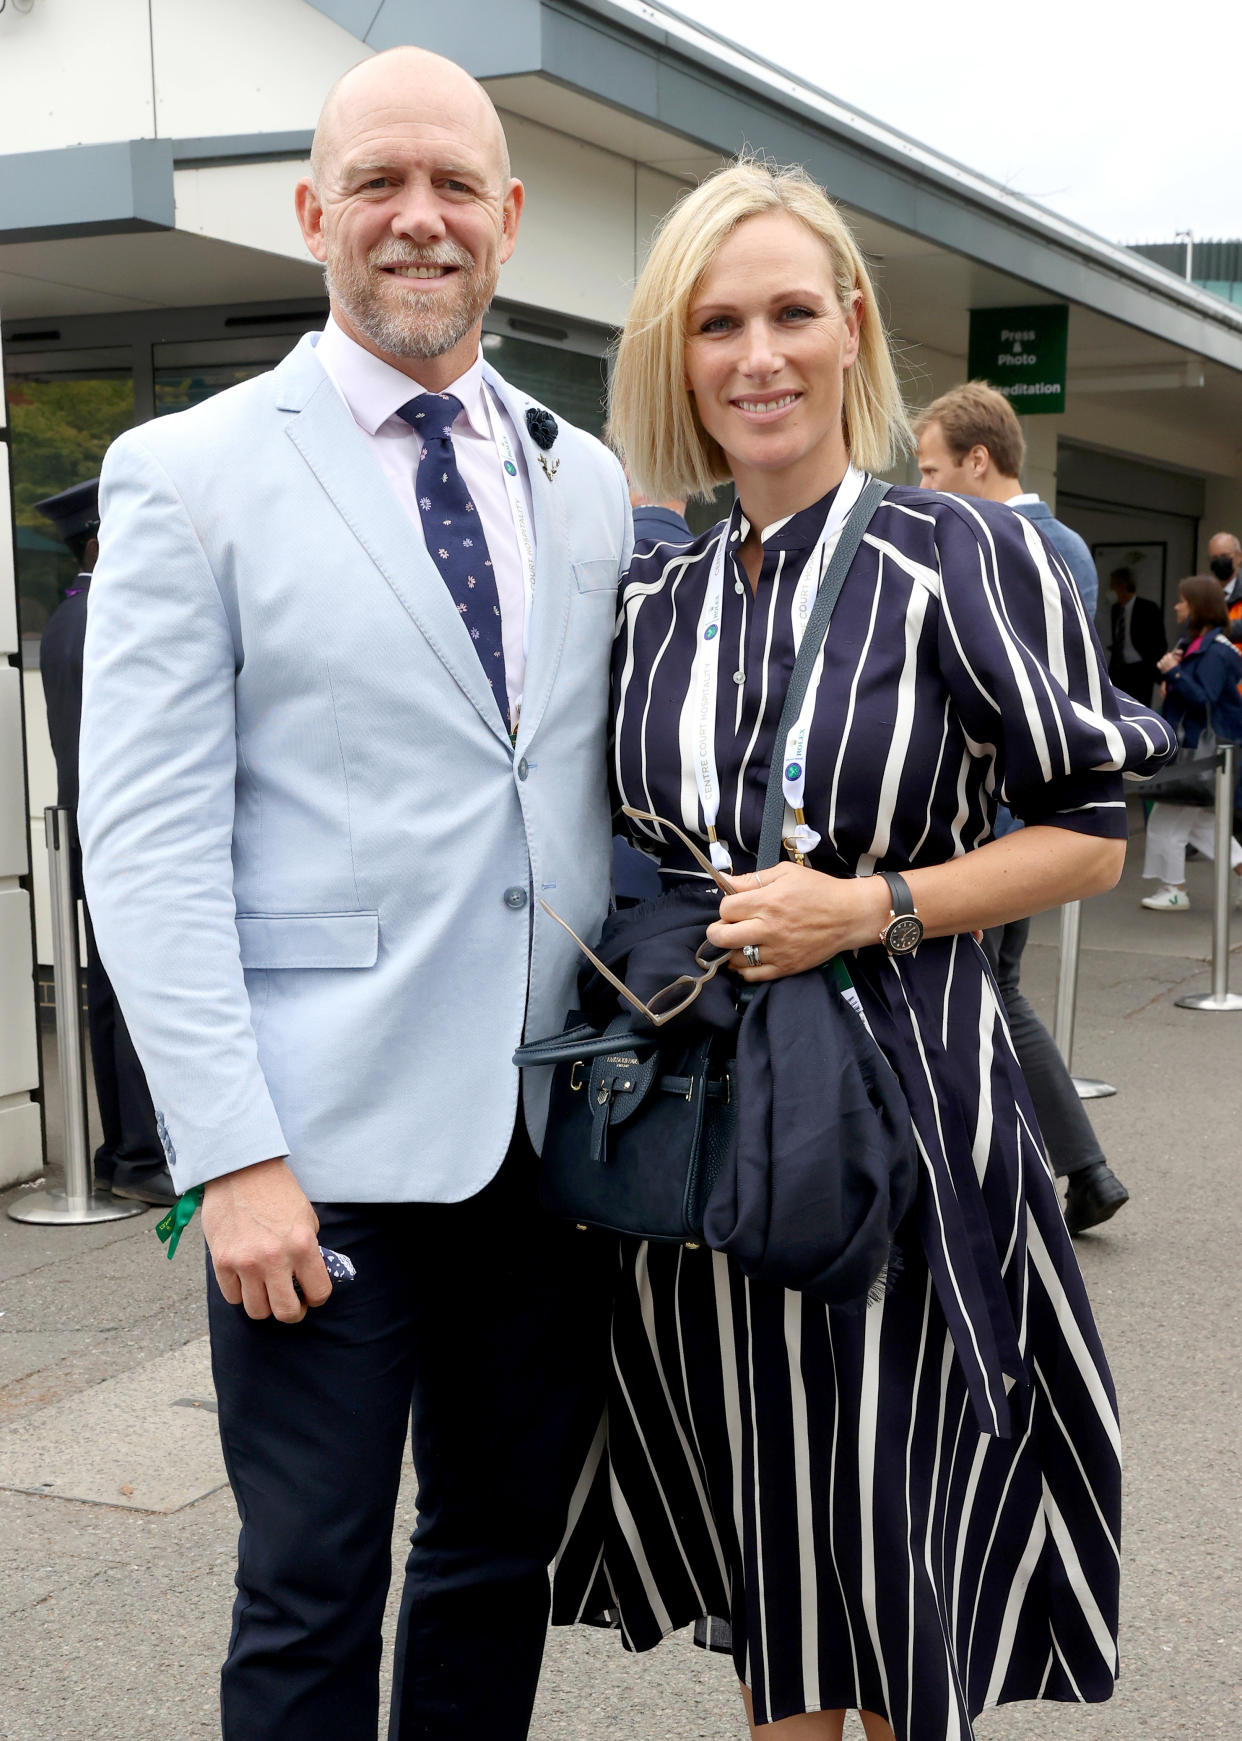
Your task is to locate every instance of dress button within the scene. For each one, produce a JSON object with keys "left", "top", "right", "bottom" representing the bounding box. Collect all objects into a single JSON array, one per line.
[
  {"left": 517, "top": 757, "right": 529, "bottom": 781},
  {"left": 503, "top": 886, "right": 529, "bottom": 910},
  {"left": 733, "top": 670, "right": 746, "bottom": 685}
]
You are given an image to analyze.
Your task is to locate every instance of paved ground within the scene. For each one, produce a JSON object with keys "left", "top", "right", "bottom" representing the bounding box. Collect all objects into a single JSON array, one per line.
[{"left": 2, "top": 820, "right": 1239, "bottom": 1739}]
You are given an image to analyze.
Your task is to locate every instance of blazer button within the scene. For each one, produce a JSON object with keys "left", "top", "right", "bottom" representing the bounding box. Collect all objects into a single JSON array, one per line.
[
  {"left": 503, "top": 886, "right": 529, "bottom": 910},
  {"left": 517, "top": 757, "right": 529, "bottom": 780}
]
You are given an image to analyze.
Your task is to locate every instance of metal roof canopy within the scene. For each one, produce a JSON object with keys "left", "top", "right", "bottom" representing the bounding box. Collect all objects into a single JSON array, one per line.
[
  {"left": 304, "top": 0, "right": 1242, "bottom": 373},
  {"left": 1, "top": 0, "right": 1237, "bottom": 470}
]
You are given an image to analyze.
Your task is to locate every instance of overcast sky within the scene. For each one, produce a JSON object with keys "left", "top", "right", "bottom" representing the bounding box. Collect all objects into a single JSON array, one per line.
[{"left": 672, "top": 0, "right": 1237, "bottom": 246}]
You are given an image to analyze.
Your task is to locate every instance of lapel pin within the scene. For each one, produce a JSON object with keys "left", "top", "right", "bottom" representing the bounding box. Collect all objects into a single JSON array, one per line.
[{"left": 538, "top": 454, "right": 560, "bottom": 482}]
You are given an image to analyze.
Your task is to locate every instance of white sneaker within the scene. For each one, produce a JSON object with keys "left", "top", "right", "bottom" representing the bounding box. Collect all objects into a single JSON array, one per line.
[{"left": 1141, "top": 885, "right": 1190, "bottom": 911}]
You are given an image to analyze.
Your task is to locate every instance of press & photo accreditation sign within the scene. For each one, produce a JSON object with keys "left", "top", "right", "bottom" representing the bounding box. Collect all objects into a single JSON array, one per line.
[{"left": 967, "top": 304, "right": 1069, "bottom": 415}]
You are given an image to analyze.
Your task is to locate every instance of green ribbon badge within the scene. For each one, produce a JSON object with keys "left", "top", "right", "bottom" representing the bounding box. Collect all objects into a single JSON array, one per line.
[{"left": 155, "top": 1184, "right": 205, "bottom": 1258}]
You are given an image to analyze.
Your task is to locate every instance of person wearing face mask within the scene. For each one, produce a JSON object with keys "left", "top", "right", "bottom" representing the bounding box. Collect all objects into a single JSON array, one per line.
[
  {"left": 1208, "top": 530, "right": 1242, "bottom": 603},
  {"left": 548, "top": 159, "right": 1174, "bottom": 1741},
  {"left": 1208, "top": 533, "right": 1242, "bottom": 655}
]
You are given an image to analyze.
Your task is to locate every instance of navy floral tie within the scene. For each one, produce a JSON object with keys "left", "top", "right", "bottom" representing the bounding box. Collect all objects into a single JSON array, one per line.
[{"left": 397, "top": 392, "right": 507, "bottom": 719}]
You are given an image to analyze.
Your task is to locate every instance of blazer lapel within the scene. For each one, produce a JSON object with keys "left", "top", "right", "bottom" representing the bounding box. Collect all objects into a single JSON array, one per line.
[
  {"left": 485, "top": 366, "right": 573, "bottom": 752},
  {"left": 275, "top": 336, "right": 513, "bottom": 747}
]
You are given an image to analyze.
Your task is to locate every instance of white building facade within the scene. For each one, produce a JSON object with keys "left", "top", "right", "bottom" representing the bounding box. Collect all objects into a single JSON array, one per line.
[{"left": 2, "top": 0, "right": 1241, "bottom": 1183}]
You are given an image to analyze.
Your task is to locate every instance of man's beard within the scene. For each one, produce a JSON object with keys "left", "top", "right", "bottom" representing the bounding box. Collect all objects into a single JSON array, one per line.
[{"left": 325, "top": 239, "right": 497, "bottom": 359}]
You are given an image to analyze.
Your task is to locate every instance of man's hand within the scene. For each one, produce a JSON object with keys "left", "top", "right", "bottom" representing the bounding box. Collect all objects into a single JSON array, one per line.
[{"left": 202, "top": 1157, "right": 331, "bottom": 1323}]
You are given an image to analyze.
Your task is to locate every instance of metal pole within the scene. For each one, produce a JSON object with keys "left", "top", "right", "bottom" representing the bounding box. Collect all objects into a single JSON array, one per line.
[
  {"left": 1053, "top": 900, "right": 1116, "bottom": 1099},
  {"left": 1176, "top": 742, "right": 1242, "bottom": 1011},
  {"left": 1174, "top": 228, "right": 1194, "bottom": 281},
  {"left": 8, "top": 810, "right": 144, "bottom": 1225}
]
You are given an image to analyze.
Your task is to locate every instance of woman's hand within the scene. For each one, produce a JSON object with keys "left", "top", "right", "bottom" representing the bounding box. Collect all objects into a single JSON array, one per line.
[
  {"left": 1157, "top": 649, "right": 1182, "bottom": 675},
  {"left": 706, "top": 861, "right": 889, "bottom": 981}
]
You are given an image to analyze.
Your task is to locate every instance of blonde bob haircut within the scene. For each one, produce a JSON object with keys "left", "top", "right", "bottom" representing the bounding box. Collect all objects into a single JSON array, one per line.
[{"left": 611, "top": 160, "right": 912, "bottom": 501}]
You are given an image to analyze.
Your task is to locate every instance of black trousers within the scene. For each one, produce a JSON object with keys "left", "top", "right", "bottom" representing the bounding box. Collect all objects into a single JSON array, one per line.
[
  {"left": 982, "top": 919, "right": 1104, "bottom": 1179},
  {"left": 82, "top": 904, "right": 163, "bottom": 1184},
  {"left": 207, "top": 1127, "right": 612, "bottom": 1741}
]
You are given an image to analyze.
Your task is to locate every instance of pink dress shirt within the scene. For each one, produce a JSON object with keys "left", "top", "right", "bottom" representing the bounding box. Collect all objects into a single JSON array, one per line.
[{"left": 314, "top": 318, "right": 536, "bottom": 723}]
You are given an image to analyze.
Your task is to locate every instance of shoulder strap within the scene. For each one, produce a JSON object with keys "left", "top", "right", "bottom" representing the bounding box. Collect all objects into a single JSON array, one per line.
[{"left": 757, "top": 477, "right": 891, "bottom": 870}]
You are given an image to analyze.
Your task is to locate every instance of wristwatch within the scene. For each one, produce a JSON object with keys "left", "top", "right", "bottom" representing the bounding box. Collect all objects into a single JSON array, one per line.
[{"left": 878, "top": 871, "right": 924, "bottom": 956}]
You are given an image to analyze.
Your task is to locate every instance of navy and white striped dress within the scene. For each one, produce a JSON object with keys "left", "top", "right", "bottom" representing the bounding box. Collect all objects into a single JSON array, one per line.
[{"left": 550, "top": 482, "right": 1174, "bottom": 1735}]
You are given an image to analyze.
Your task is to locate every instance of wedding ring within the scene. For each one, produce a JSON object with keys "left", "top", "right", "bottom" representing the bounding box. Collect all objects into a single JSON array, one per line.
[
  {"left": 743, "top": 944, "right": 762, "bottom": 968},
  {"left": 754, "top": 869, "right": 765, "bottom": 887}
]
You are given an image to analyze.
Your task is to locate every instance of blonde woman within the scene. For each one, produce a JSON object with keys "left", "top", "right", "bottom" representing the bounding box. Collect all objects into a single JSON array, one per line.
[{"left": 550, "top": 162, "right": 1173, "bottom": 1739}]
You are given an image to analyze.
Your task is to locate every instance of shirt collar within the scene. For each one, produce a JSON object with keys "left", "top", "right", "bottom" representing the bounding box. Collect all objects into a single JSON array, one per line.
[
  {"left": 315, "top": 316, "right": 488, "bottom": 437},
  {"left": 1005, "top": 491, "right": 1043, "bottom": 508}
]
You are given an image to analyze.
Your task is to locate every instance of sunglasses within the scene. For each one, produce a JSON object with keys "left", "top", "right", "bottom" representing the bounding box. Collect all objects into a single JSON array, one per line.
[{"left": 537, "top": 805, "right": 736, "bottom": 1027}]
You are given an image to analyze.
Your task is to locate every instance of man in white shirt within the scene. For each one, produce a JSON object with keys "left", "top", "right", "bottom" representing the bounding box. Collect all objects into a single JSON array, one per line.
[
  {"left": 79, "top": 47, "right": 629, "bottom": 1740},
  {"left": 1106, "top": 566, "right": 1167, "bottom": 704}
]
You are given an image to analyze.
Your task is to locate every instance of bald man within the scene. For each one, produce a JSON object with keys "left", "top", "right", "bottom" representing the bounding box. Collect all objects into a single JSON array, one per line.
[
  {"left": 80, "top": 48, "right": 631, "bottom": 1740},
  {"left": 1208, "top": 529, "right": 1242, "bottom": 608}
]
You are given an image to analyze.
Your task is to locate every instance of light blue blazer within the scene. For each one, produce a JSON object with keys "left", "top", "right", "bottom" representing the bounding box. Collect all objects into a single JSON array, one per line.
[{"left": 78, "top": 334, "right": 632, "bottom": 1201}]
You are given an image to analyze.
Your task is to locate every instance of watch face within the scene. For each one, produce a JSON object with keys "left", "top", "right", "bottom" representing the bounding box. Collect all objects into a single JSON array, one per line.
[{"left": 884, "top": 915, "right": 924, "bottom": 955}]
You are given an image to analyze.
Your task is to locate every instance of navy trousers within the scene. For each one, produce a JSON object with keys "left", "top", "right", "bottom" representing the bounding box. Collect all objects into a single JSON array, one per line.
[
  {"left": 207, "top": 1128, "right": 612, "bottom": 1740},
  {"left": 982, "top": 918, "right": 1104, "bottom": 1179}
]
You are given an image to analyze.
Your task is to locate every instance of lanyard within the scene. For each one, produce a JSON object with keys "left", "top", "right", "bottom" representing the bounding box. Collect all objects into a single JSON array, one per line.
[
  {"left": 688, "top": 465, "right": 866, "bottom": 871},
  {"left": 481, "top": 387, "right": 538, "bottom": 732}
]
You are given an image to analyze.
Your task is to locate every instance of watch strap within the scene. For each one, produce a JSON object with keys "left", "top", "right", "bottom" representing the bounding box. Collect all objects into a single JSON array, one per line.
[{"left": 879, "top": 870, "right": 915, "bottom": 917}]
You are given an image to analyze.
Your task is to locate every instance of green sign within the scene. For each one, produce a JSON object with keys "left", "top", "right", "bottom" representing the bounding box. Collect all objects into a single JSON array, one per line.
[{"left": 967, "top": 304, "right": 1069, "bottom": 415}]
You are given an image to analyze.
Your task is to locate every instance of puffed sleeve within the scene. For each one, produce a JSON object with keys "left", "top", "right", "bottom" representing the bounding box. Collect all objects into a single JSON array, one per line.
[{"left": 934, "top": 497, "right": 1175, "bottom": 838}]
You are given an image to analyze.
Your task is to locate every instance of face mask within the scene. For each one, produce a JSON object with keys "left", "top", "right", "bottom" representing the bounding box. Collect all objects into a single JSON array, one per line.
[{"left": 1209, "top": 555, "right": 1236, "bottom": 582}]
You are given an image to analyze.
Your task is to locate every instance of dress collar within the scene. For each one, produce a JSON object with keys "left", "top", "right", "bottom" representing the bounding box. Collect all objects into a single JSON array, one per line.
[
  {"left": 315, "top": 316, "right": 488, "bottom": 438},
  {"left": 734, "top": 479, "right": 843, "bottom": 554}
]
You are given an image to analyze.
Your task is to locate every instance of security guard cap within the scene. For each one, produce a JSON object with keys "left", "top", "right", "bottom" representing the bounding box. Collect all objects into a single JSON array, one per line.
[{"left": 33, "top": 478, "right": 101, "bottom": 546}]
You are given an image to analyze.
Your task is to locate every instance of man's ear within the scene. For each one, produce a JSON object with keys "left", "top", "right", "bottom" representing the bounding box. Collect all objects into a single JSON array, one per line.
[
  {"left": 295, "top": 177, "right": 328, "bottom": 265},
  {"left": 498, "top": 179, "right": 525, "bottom": 266}
]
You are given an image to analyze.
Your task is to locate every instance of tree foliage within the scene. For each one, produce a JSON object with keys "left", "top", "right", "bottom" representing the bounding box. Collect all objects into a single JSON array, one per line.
[{"left": 6, "top": 376, "right": 135, "bottom": 530}]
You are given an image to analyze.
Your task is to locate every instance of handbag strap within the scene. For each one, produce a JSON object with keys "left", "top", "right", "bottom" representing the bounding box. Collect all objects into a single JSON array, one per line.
[{"left": 757, "top": 476, "right": 891, "bottom": 870}]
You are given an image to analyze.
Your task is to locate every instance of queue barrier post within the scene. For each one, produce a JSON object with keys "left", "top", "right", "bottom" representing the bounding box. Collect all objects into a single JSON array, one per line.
[
  {"left": 8, "top": 810, "right": 145, "bottom": 1225},
  {"left": 1052, "top": 899, "right": 1117, "bottom": 1100},
  {"left": 1175, "top": 741, "right": 1242, "bottom": 1012}
]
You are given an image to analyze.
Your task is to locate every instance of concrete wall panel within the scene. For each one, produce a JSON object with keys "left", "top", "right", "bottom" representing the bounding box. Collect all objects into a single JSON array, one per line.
[
  {"left": 174, "top": 163, "right": 311, "bottom": 263},
  {"left": 1200, "top": 476, "right": 1242, "bottom": 567},
  {"left": 153, "top": 0, "right": 367, "bottom": 141},
  {"left": 0, "top": 669, "right": 29, "bottom": 879},
  {"left": 635, "top": 164, "right": 694, "bottom": 267},
  {"left": 0, "top": 1101, "right": 43, "bottom": 1193},
  {"left": 1060, "top": 396, "right": 1231, "bottom": 482},
  {"left": 497, "top": 112, "right": 636, "bottom": 328},
  {"left": 0, "top": 889, "right": 37, "bottom": 1097},
  {"left": 0, "top": 0, "right": 154, "bottom": 157}
]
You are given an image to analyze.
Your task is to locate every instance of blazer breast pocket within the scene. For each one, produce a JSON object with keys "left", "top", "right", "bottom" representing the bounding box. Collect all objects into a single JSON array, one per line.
[
  {"left": 235, "top": 911, "right": 379, "bottom": 970},
  {"left": 573, "top": 557, "right": 621, "bottom": 595}
]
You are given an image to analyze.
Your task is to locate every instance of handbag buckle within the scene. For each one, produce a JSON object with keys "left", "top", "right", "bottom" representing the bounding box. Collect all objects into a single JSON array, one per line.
[{"left": 569, "top": 1061, "right": 585, "bottom": 1092}]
